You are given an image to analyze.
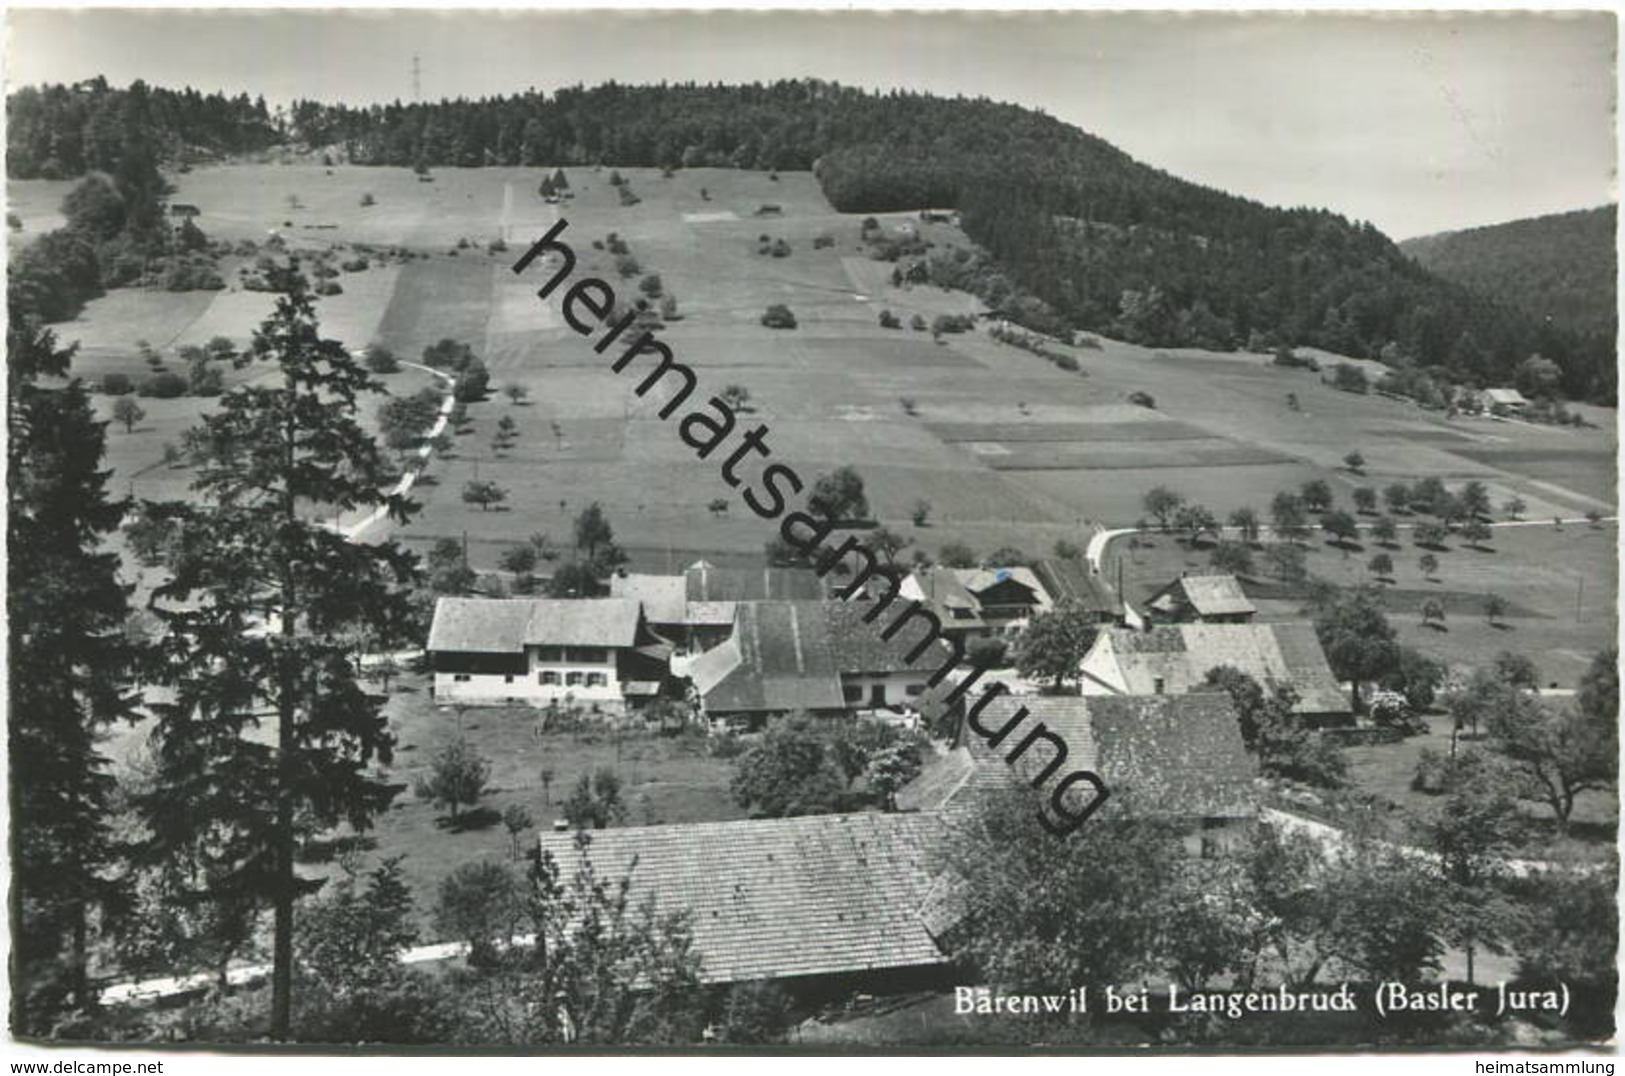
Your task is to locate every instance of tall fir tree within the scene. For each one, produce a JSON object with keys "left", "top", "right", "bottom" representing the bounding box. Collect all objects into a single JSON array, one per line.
[
  {"left": 7, "top": 303, "right": 138, "bottom": 1030},
  {"left": 136, "top": 263, "right": 419, "bottom": 1039}
]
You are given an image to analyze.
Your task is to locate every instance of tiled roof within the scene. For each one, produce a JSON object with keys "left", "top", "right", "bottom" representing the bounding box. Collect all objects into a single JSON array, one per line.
[
  {"left": 902, "top": 567, "right": 979, "bottom": 612},
  {"left": 609, "top": 573, "right": 689, "bottom": 624},
  {"left": 1172, "top": 574, "right": 1255, "bottom": 617},
  {"left": 427, "top": 597, "right": 642, "bottom": 653},
  {"left": 926, "top": 693, "right": 1255, "bottom": 821},
  {"left": 427, "top": 598, "right": 536, "bottom": 653},
  {"left": 1101, "top": 623, "right": 1346, "bottom": 715},
  {"left": 1032, "top": 558, "right": 1122, "bottom": 615},
  {"left": 953, "top": 566, "right": 1051, "bottom": 607},
  {"left": 823, "top": 598, "right": 957, "bottom": 675},
  {"left": 685, "top": 563, "right": 826, "bottom": 602},
  {"left": 534, "top": 813, "right": 951, "bottom": 984}
]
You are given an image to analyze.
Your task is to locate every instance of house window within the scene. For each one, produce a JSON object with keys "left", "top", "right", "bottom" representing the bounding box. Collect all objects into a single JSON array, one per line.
[
  {"left": 567, "top": 646, "right": 608, "bottom": 663},
  {"left": 843, "top": 685, "right": 862, "bottom": 704},
  {"left": 869, "top": 684, "right": 886, "bottom": 706},
  {"left": 586, "top": 672, "right": 607, "bottom": 688},
  {"left": 535, "top": 646, "right": 563, "bottom": 662},
  {"left": 905, "top": 684, "right": 925, "bottom": 697},
  {"left": 566, "top": 671, "right": 584, "bottom": 687},
  {"left": 504, "top": 674, "right": 515, "bottom": 684},
  {"left": 1153, "top": 677, "right": 1166, "bottom": 695},
  {"left": 453, "top": 673, "right": 472, "bottom": 683},
  {"left": 539, "top": 671, "right": 560, "bottom": 686}
]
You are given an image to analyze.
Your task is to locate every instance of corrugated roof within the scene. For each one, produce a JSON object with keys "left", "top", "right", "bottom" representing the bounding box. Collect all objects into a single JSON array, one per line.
[
  {"left": 1100, "top": 623, "right": 1346, "bottom": 716},
  {"left": 609, "top": 573, "right": 688, "bottom": 624},
  {"left": 426, "top": 597, "right": 642, "bottom": 653},
  {"left": 535, "top": 814, "right": 951, "bottom": 984}
]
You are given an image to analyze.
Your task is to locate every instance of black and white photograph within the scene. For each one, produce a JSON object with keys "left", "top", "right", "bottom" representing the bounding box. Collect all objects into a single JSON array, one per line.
[{"left": 4, "top": 6, "right": 1618, "bottom": 1056}]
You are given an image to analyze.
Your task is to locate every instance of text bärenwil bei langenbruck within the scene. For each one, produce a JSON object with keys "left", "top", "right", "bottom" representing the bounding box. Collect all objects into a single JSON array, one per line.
[
  {"left": 956, "top": 980, "right": 1573, "bottom": 1020},
  {"left": 513, "top": 219, "right": 1109, "bottom": 836}
]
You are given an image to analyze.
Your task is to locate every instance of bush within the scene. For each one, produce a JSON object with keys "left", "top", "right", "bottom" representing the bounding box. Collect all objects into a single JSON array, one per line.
[
  {"left": 1411, "top": 747, "right": 1451, "bottom": 794},
  {"left": 1271, "top": 347, "right": 1320, "bottom": 371},
  {"left": 1331, "top": 363, "right": 1370, "bottom": 394},
  {"left": 1128, "top": 390, "right": 1156, "bottom": 409},
  {"left": 315, "top": 281, "right": 343, "bottom": 296},
  {"left": 365, "top": 346, "right": 400, "bottom": 374},
  {"left": 760, "top": 304, "right": 797, "bottom": 330},
  {"left": 138, "top": 372, "right": 188, "bottom": 399},
  {"left": 360, "top": 192, "right": 375, "bottom": 207},
  {"left": 967, "top": 636, "right": 1009, "bottom": 669},
  {"left": 100, "top": 372, "right": 134, "bottom": 395},
  {"left": 770, "top": 238, "right": 791, "bottom": 258},
  {"left": 930, "top": 313, "right": 974, "bottom": 334},
  {"left": 878, "top": 309, "right": 901, "bottom": 329},
  {"left": 341, "top": 257, "right": 370, "bottom": 272},
  {"left": 709, "top": 732, "right": 747, "bottom": 759},
  {"left": 813, "top": 234, "right": 835, "bottom": 249}
]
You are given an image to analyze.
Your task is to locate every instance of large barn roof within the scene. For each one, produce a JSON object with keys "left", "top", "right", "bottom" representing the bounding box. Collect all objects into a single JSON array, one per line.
[
  {"left": 427, "top": 597, "right": 642, "bottom": 653},
  {"left": 1101, "top": 622, "right": 1346, "bottom": 715},
  {"left": 535, "top": 813, "right": 951, "bottom": 984}
]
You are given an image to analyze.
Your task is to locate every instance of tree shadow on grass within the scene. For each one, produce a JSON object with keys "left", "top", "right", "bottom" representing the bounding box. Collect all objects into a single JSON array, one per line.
[
  {"left": 438, "top": 806, "right": 502, "bottom": 833},
  {"left": 297, "top": 833, "right": 379, "bottom": 864}
]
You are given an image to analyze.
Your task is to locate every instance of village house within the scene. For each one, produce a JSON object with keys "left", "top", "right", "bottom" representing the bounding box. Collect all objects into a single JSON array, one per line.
[
  {"left": 1077, "top": 622, "right": 1351, "bottom": 726},
  {"left": 1477, "top": 387, "right": 1531, "bottom": 414},
  {"left": 951, "top": 566, "right": 1053, "bottom": 634},
  {"left": 1031, "top": 557, "right": 1126, "bottom": 625},
  {"left": 899, "top": 566, "right": 986, "bottom": 641},
  {"left": 687, "top": 599, "right": 955, "bottom": 727},
  {"left": 904, "top": 692, "right": 1259, "bottom": 856},
  {"left": 610, "top": 561, "right": 825, "bottom": 656},
  {"left": 426, "top": 597, "right": 671, "bottom": 709},
  {"left": 1140, "top": 572, "right": 1257, "bottom": 625}
]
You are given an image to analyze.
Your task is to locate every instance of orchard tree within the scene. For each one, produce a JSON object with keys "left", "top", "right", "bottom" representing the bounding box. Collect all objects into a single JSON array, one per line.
[
  {"left": 1383, "top": 483, "right": 1412, "bottom": 515},
  {"left": 1142, "top": 485, "right": 1184, "bottom": 532},
  {"left": 463, "top": 480, "right": 509, "bottom": 512},
  {"left": 1371, "top": 515, "right": 1399, "bottom": 547},
  {"left": 112, "top": 396, "right": 145, "bottom": 432},
  {"left": 137, "top": 265, "right": 418, "bottom": 1040},
  {"left": 1420, "top": 598, "right": 1447, "bottom": 630},
  {"left": 1352, "top": 487, "right": 1377, "bottom": 514},
  {"left": 1174, "top": 503, "right": 1220, "bottom": 547},
  {"left": 1418, "top": 552, "right": 1440, "bottom": 579},
  {"left": 1313, "top": 587, "right": 1401, "bottom": 713},
  {"left": 1270, "top": 491, "right": 1310, "bottom": 542},
  {"left": 421, "top": 739, "right": 491, "bottom": 825},
  {"left": 1228, "top": 506, "right": 1261, "bottom": 545},
  {"left": 1299, "top": 479, "right": 1334, "bottom": 513},
  {"left": 1321, "top": 509, "right": 1360, "bottom": 554},
  {"left": 1209, "top": 541, "right": 1253, "bottom": 577},
  {"left": 1367, "top": 553, "right": 1393, "bottom": 580},
  {"left": 1343, "top": 451, "right": 1365, "bottom": 474},
  {"left": 1503, "top": 496, "right": 1527, "bottom": 521},
  {"left": 730, "top": 716, "right": 848, "bottom": 818},
  {"left": 1013, "top": 599, "right": 1099, "bottom": 692},
  {"left": 807, "top": 465, "right": 869, "bottom": 522}
]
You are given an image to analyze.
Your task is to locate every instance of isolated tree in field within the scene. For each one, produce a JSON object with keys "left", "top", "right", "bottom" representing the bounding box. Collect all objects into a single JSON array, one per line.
[
  {"left": 760, "top": 304, "right": 797, "bottom": 330},
  {"left": 1418, "top": 552, "right": 1439, "bottom": 580},
  {"left": 707, "top": 497, "right": 729, "bottom": 518},
  {"left": 1270, "top": 491, "right": 1310, "bottom": 542},
  {"left": 1585, "top": 509, "right": 1603, "bottom": 528},
  {"left": 1460, "top": 519, "right": 1493, "bottom": 550},
  {"left": 1484, "top": 594, "right": 1509, "bottom": 626},
  {"left": 1321, "top": 509, "right": 1360, "bottom": 554},
  {"left": 421, "top": 739, "right": 492, "bottom": 825},
  {"left": 1142, "top": 485, "right": 1184, "bottom": 531},
  {"left": 1314, "top": 588, "right": 1401, "bottom": 713},
  {"left": 808, "top": 465, "right": 869, "bottom": 522},
  {"left": 639, "top": 273, "right": 663, "bottom": 298},
  {"left": 501, "top": 805, "right": 534, "bottom": 859},
  {"left": 1410, "top": 476, "right": 1448, "bottom": 516},
  {"left": 1383, "top": 483, "right": 1412, "bottom": 515},
  {"left": 878, "top": 309, "right": 901, "bottom": 329},
  {"left": 1343, "top": 451, "right": 1365, "bottom": 474},
  {"left": 1371, "top": 515, "right": 1399, "bottom": 547},
  {"left": 112, "top": 396, "right": 145, "bottom": 432},
  {"left": 1228, "top": 506, "right": 1261, "bottom": 545},
  {"left": 462, "top": 479, "right": 508, "bottom": 512},
  {"left": 1503, "top": 495, "right": 1527, "bottom": 521},
  {"left": 870, "top": 526, "right": 912, "bottom": 565},
  {"left": 1413, "top": 522, "right": 1448, "bottom": 549},
  {"left": 1013, "top": 599, "right": 1099, "bottom": 692},
  {"left": 1367, "top": 553, "right": 1394, "bottom": 580},
  {"left": 1461, "top": 480, "right": 1492, "bottom": 521},
  {"left": 1299, "top": 479, "right": 1334, "bottom": 514},
  {"left": 136, "top": 267, "right": 416, "bottom": 1040},
  {"left": 1352, "top": 486, "right": 1377, "bottom": 514},
  {"left": 1420, "top": 598, "right": 1446, "bottom": 629},
  {"left": 720, "top": 384, "right": 751, "bottom": 412},
  {"left": 503, "top": 383, "right": 528, "bottom": 406},
  {"left": 1209, "top": 541, "right": 1253, "bottom": 578}
]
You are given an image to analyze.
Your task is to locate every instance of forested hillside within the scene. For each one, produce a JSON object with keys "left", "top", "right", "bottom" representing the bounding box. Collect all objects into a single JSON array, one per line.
[
  {"left": 1401, "top": 205, "right": 1616, "bottom": 345},
  {"left": 8, "top": 77, "right": 1614, "bottom": 401}
]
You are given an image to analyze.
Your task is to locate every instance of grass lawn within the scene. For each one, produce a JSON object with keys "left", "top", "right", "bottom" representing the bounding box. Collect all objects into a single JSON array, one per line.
[{"left": 326, "top": 672, "right": 745, "bottom": 930}]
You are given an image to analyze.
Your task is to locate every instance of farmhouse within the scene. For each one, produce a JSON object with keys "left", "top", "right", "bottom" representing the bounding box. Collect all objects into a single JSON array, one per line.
[
  {"left": 1478, "top": 387, "right": 1531, "bottom": 414},
  {"left": 951, "top": 566, "right": 1053, "bottom": 633},
  {"left": 1031, "top": 557, "right": 1125, "bottom": 625},
  {"left": 1078, "top": 622, "right": 1350, "bottom": 725},
  {"left": 427, "top": 597, "right": 671, "bottom": 708},
  {"left": 906, "top": 693, "right": 1258, "bottom": 855},
  {"left": 609, "top": 561, "right": 824, "bottom": 655},
  {"left": 688, "top": 599, "right": 955, "bottom": 726},
  {"left": 899, "top": 566, "right": 986, "bottom": 640},
  {"left": 1141, "top": 572, "right": 1256, "bottom": 624}
]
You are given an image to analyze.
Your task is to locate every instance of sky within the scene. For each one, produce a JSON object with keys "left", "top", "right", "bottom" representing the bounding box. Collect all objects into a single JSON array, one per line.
[{"left": 5, "top": 7, "right": 1616, "bottom": 239}]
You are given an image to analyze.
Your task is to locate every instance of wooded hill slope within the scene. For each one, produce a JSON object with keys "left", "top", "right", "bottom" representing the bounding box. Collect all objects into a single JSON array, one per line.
[
  {"left": 8, "top": 77, "right": 1614, "bottom": 402},
  {"left": 1401, "top": 205, "right": 1616, "bottom": 346}
]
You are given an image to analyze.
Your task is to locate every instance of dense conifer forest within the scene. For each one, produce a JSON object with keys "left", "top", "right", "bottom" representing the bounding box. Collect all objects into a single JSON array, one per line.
[{"left": 7, "top": 77, "right": 1614, "bottom": 402}]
